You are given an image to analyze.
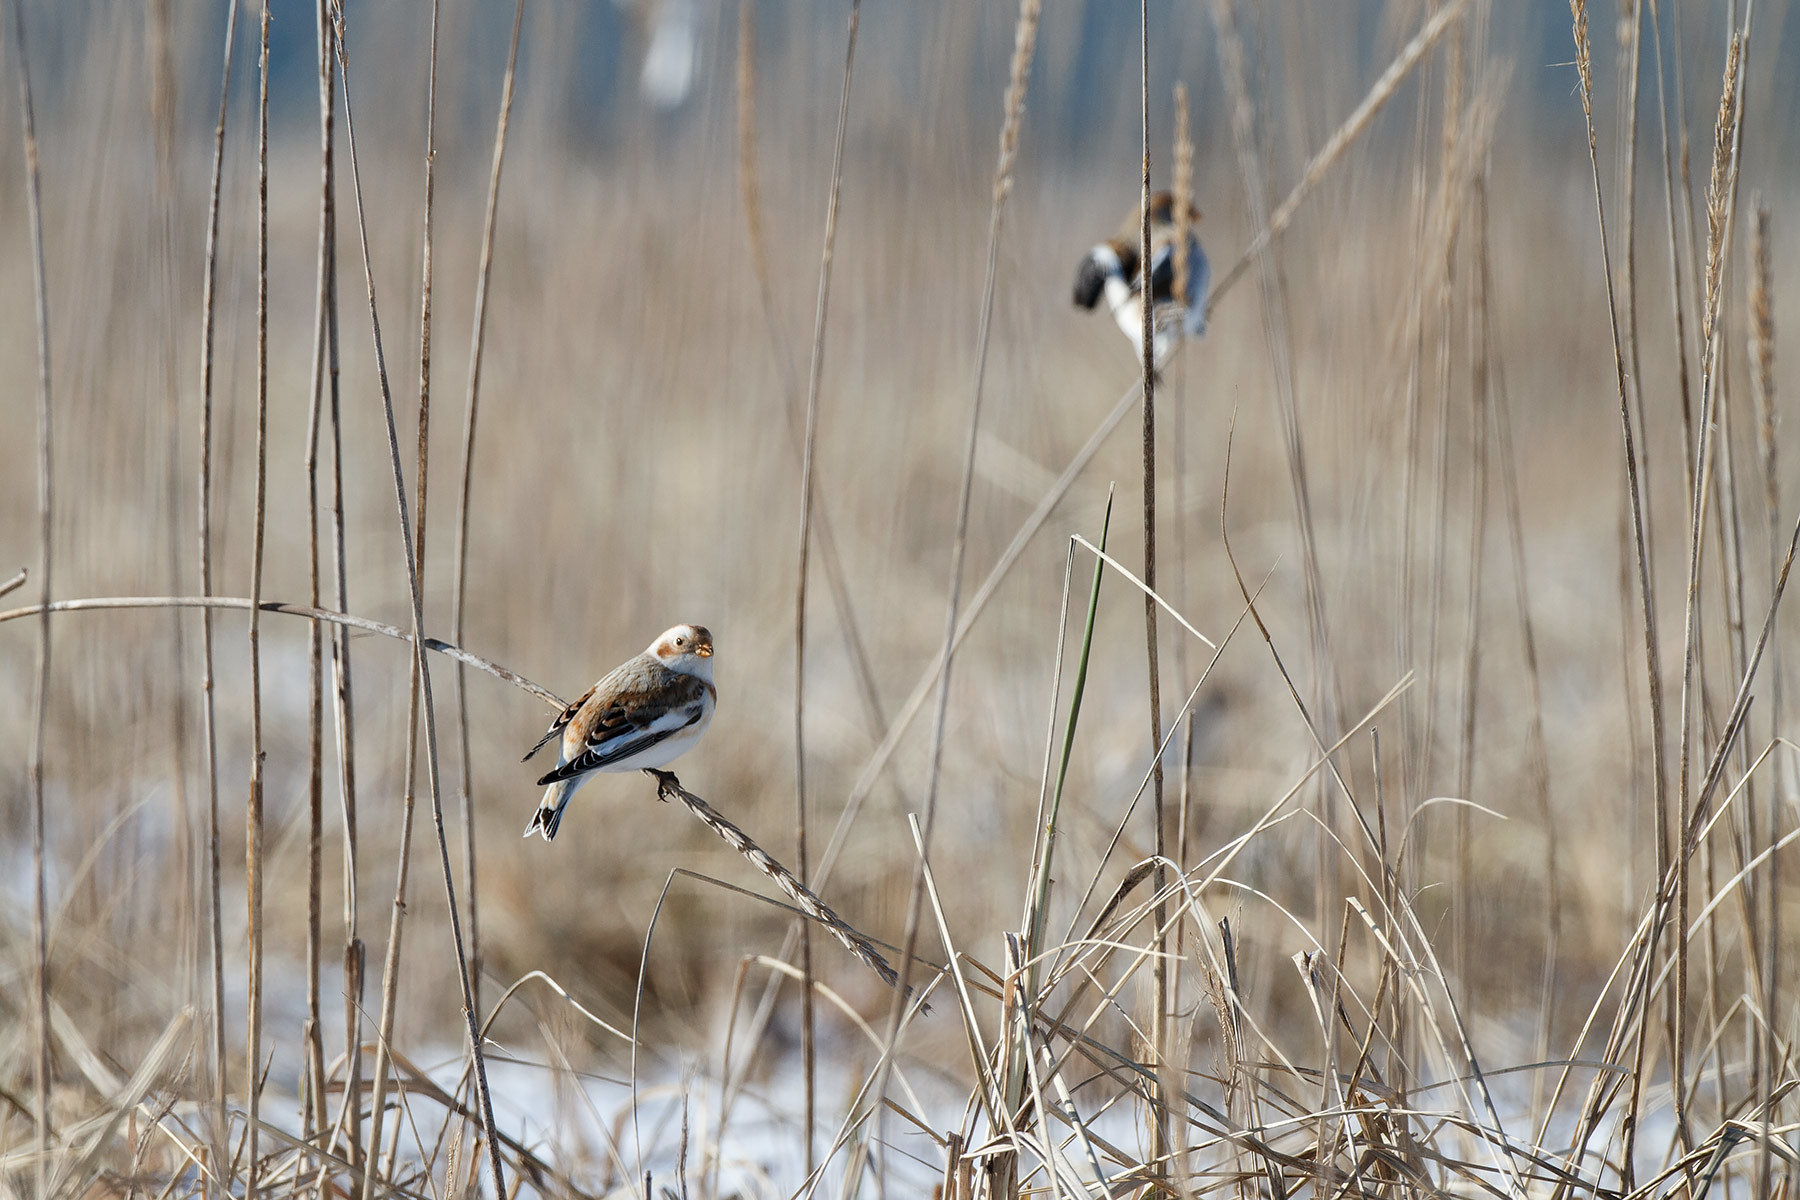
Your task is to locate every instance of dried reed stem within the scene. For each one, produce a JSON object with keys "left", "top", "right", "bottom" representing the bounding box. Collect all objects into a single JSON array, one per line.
[
  {"left": 792, "top": 0, "right": 866, "bottom": 1158},
  {"left": 450, "top": 0, "right": 526, "bottom": 1021},
  {"left": 329, "top": 6, "right": 506, "bottom": 1191},
  {"left": 1172, "top": 85, "right": 1193, "bottom": 321},
  {"left": 7, "top": 0, "right": 54, "bottom": 1190},
  {"left": 353, "top": 0, "right": 442, "bottom": 1192},
  {"left": 1170, "top": 84, "right": 1196, "bottom": 874},
  {"left": 244, "top": 6, "right": 272, "bottom": 1193},
  {"left": 1748, "top": 205, "right": 1778, "bottom": 1200},
  {"left": 195, "top": 0, "right": 241, "bottom": 1176},
  {"left": 1670, "top": 32, "right": 1742, "bottom": 1159},
  {"left": 1135, "top": 0, "right": 1171, "bottom": 1167},
  {"left": 1556, "top": 7, "right": 1671, "bottom": 1175},
  {"left": 0, "top": 596, "right": 562, "bottom": 706},
  {"left": 644, "top": 771, "right": 911, "bottom": 997},
  {"left": 316, "top": 6, "right": 363, "bottom": 1160},
  {"left": 1642, "top": 0, "right": 1689, "bottom": 907},
  {"left": 300, "top": 0, "right": 338, "bottom": 1141},
  {"left": 1615, "top": 0, "right": 1651, "bottom": 600}
]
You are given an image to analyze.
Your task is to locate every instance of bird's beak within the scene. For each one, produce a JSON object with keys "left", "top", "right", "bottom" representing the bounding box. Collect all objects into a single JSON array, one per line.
[{"left": 695, "top": 644, "right": 713, "bottom": 657}]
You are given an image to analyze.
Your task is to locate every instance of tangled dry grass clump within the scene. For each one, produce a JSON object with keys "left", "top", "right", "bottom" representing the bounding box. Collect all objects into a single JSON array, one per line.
[{"left": 0, "top": 1, "right": 1796, "bottom": 1199}]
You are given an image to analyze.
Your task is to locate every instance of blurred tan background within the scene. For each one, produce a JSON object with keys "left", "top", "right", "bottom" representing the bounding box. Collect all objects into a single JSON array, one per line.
[{"left": 0, "top": 0, "right": 1796, "bottom": 1175}]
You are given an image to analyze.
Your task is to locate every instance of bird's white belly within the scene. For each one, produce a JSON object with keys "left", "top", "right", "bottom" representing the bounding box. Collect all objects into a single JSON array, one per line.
[{"left": 1104, "top": 276, "right": 1141, "bottom": 345}]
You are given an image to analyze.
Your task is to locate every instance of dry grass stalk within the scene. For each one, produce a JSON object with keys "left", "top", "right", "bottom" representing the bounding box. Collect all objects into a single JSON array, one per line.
[
  {"left": 1613, "top": 0, "right": 1645, "bottom": 463},
  {"left": 644, "top": 771, "right": 914, "bottom": 999},
  {"left": 1134, "top": 0, "right": 1171, "bottom": 1171},
  {"left": 0, "top": 595, "right": 565, "bottom": 706},
  {"left": 6, "top": 0, "right": 55, "bottom": 1190},
  {"left": 1170, "top": 83, "right": 1196, "bottom": 870},
  {"left": 1749, "top": 209, "right": 1780, "bottom": 1196},
  {"left": 193, "top": 0, "right": 241, "bottom": 1174},
  {"left": 1556, "top": 13, "right": 1672, "bottom": 1175},
  {"left": 1672, "top": 31, "right": 1745, "bottom": 1159},
  {"left": 1750, "top": 204, "right": 1779, "bottom": 886},
  {"left": 993, "top": 0, "right": 1041, "bottom": 207},
  {"left": 327, "top": 6, "right": 506, "bottom": 1191},
  {"left": 1701, "top": 34, "right": 1741, "bottom": 353},
  {"left": 1569, "top": 0, "right": 1594, "bottom": 108},
  {"left": 243, "top": 5, "right": 272, "bottom": 1191},
  {"left": 450, "top": 0, "right": 526, "bottom": 1019},
  {"left": 312, "top": 4, "right": 362, "bottom": 1158},
  {"left": 300, "top": 0, "right": 339, "bottom": 1140},
  {"left": 1172, "top": 83, "right": 1193, "bottom": 329},
  {"left": 789, "top": 0, "right": 871, "bottom": 1168}
]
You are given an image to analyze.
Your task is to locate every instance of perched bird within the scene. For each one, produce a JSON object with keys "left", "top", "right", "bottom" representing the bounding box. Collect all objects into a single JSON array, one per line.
[
  {"left": 521, "top": 623, "right": 717, "bottom": 841},
  {"left": 1071, "top": 191, "right": 1211, "bottom": 370}
]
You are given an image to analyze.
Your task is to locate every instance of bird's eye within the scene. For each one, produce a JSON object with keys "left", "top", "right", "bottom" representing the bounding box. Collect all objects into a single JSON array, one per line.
[{"left": 675, "top": 637, "right": 686, "bottom": 647}]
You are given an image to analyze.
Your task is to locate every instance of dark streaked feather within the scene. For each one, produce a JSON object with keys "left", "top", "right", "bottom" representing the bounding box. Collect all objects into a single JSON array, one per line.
[{"left": 1072, "top": 250, "right": 1109, "bottom": 308}]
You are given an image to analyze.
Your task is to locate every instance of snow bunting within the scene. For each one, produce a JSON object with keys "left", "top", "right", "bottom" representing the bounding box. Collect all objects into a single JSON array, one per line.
[
  {"left": 1071, "top": 191, "right": 1211, "bottom": 370},
  {"left": 521, "top": 623, "right": 717, "bottom": 841}
]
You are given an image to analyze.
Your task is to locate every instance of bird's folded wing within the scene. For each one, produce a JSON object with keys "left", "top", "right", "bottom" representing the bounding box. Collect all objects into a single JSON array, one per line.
[
  {"left": 535, "top": 700, "right": 707, "bottom": 785},
  {"left": 580, "top": 665, "right": 707, "bottom": 739}
]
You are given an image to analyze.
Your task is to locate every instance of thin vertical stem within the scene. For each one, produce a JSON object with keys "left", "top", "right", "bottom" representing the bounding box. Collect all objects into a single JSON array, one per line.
[
  {"left": 196, "top": 0, "right": 242, "bottom": 1178},
  {"left": 8, "top": 0, "right": 53, "bottom": 1192},
  {"left": 318, "top": 3, "right": 362, "bottom": 1166},
  {"left": 244, "top": 6, "right": 272, "bottom": 1195},
  {"left": 793, "top": 0, "right": 860, "bottom": 1175},
  {"left": 1136, "top": 0, "right": 1169, "bottom": 1169},
  {"left": 1170, "top": 85, "right": 1196, "bottom": 877},
  {"left": 1748, "top": 197, "right": 1778, "bottom": 1200},
  {"left": 1672, "top": 30, "right": 1744, "bottom": 1159},
  {"left": 451, "top": 0, "right": 526, "bottom": 1021},
  {"left": 330, "top": 7, "right": 507, "bottom": 1194},
  {"left": 301, "top": 0, "right": 336, "bottom": 1144},
  {"left": 787, "top": 0, "right": 870, "bottom": 1163}
]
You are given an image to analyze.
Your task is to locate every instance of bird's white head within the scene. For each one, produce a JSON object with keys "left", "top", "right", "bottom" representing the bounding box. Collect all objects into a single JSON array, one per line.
[{"left": 649, "top": 623, "right": 715, "bottom": 679}]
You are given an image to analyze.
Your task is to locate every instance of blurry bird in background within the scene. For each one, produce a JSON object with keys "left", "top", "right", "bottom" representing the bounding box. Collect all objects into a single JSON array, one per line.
[
  {"left": 1072, "top": 191, "right": 1211, "bottom": 371},
  {"left": 639, "top": 0, "right": 702, "bottom": 109},
  {"left": 521, "top": 624, "right": 717, "bottom": 840}
]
